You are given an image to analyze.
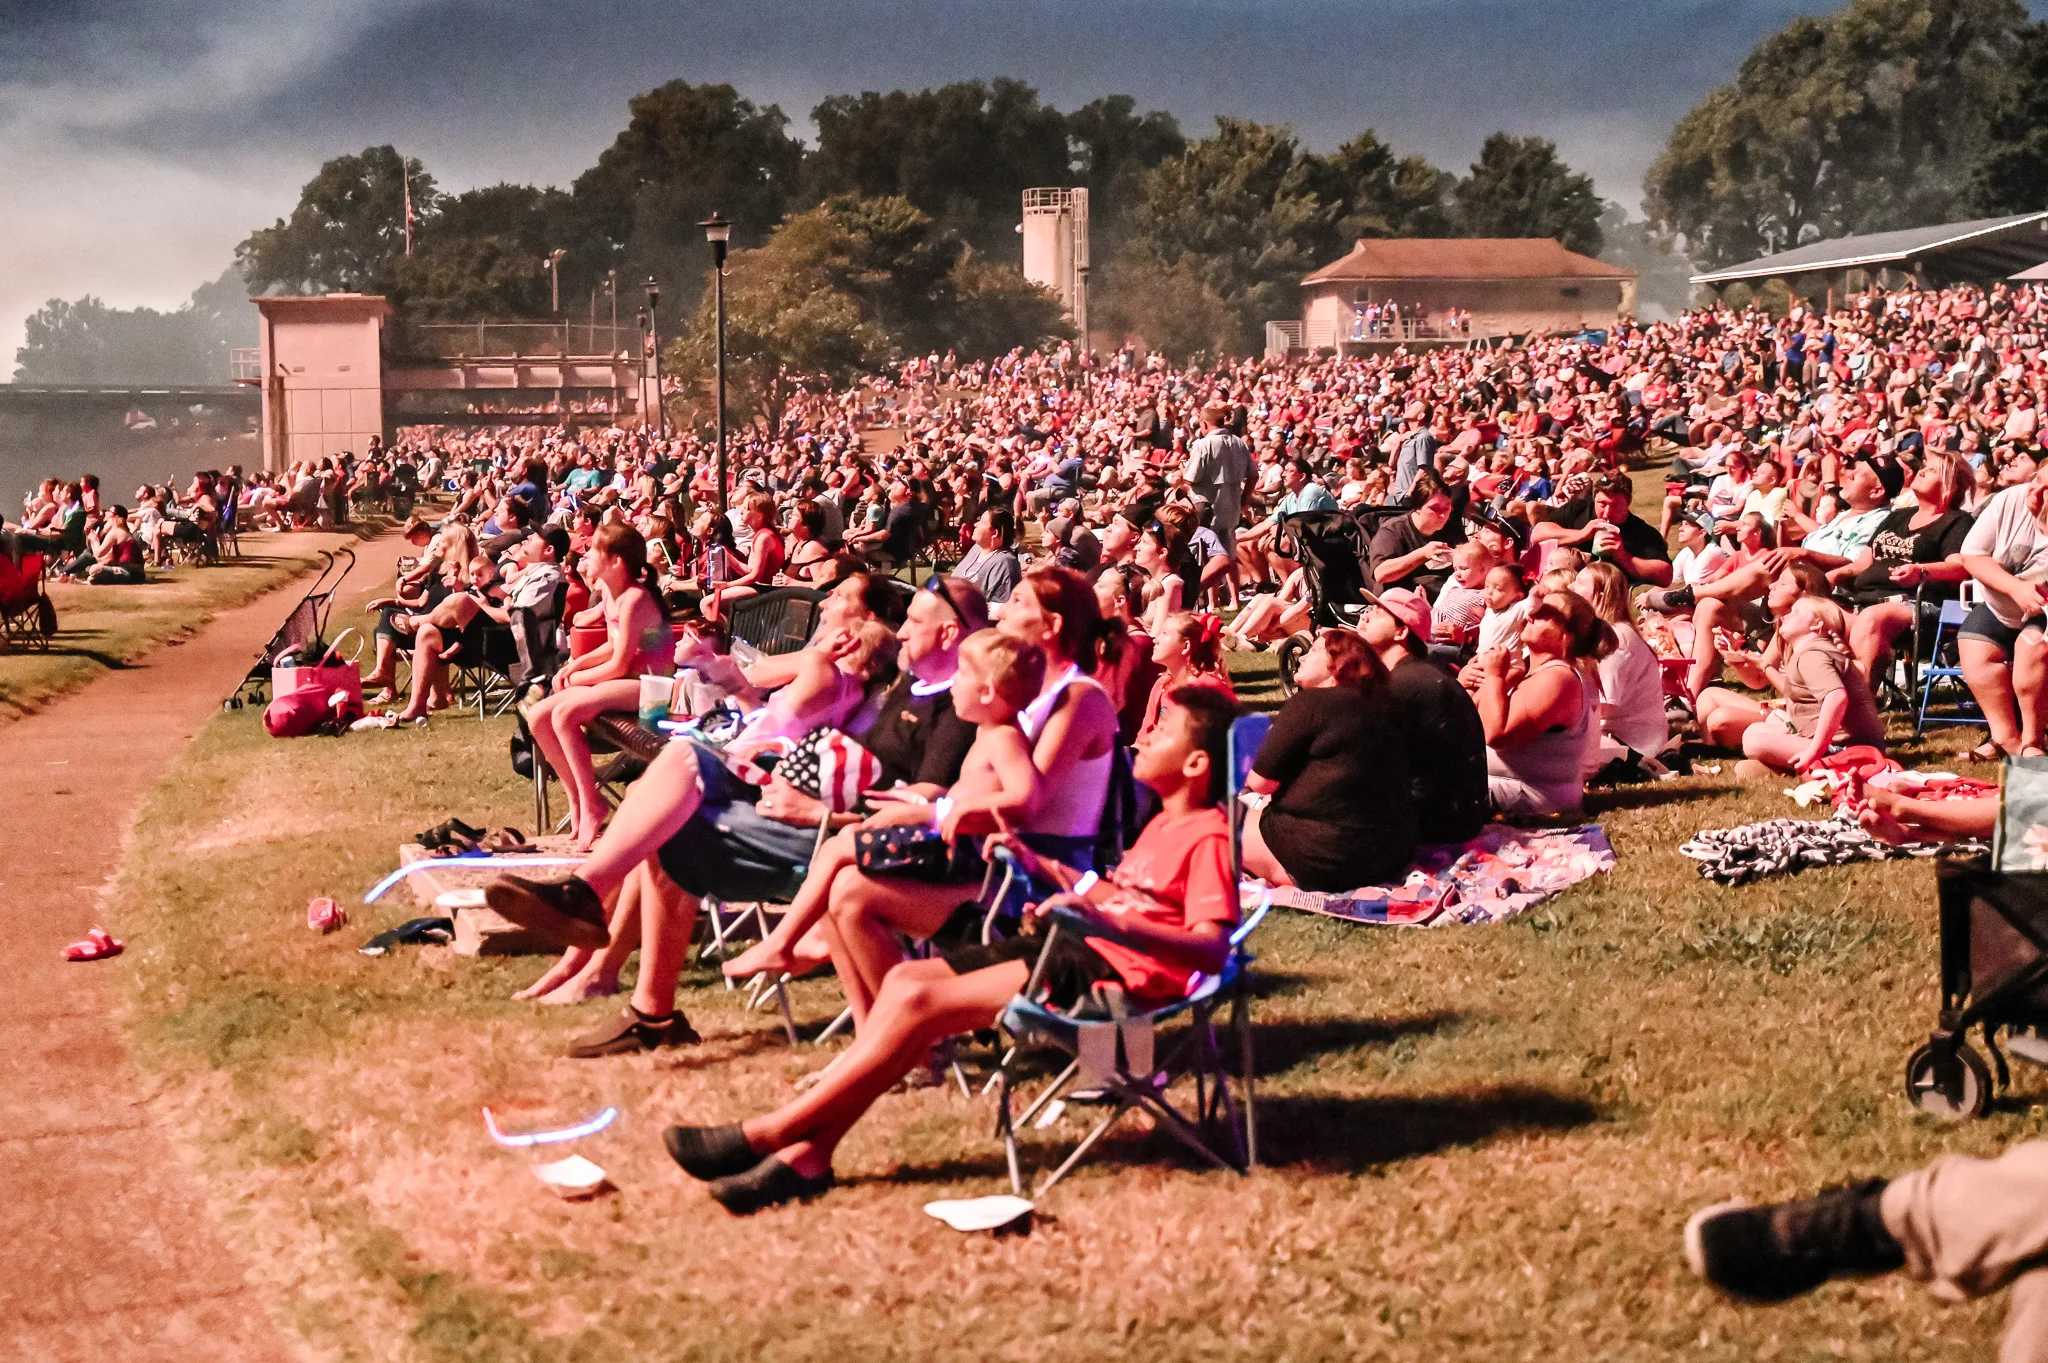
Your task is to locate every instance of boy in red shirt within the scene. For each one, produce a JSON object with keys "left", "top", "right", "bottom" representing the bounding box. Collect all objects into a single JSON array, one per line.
[{"left": 660, "top": 685, "right": 1243, "bottom": 1213}]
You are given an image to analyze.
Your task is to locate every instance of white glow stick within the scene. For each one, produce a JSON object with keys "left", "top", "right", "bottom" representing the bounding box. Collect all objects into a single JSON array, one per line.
[
  {"left": 361, "top": 855, "right": 586, "bottom": 905},
  {"left": 482, "top": 1105, "right": 618, "bottom": 1147}
]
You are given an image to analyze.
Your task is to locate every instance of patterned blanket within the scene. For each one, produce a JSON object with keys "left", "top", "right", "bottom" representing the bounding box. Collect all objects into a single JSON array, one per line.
[
  {"left": 1679, "top": 814, "right": 1986, "bottom": 886},
  {"left": 1252, "top": 824, "right": 1616, "bottom": 927}
]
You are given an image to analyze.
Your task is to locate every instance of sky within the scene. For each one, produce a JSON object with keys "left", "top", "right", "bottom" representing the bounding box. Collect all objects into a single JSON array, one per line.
[{"left": 0, "top": 0, "right": 1935, "bottom": 367}]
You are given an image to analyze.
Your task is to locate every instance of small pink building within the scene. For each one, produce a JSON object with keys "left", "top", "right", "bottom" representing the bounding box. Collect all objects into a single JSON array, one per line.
[
  {"left": 251, "top": 295, "right": 391, "bottom": 471},
  {"left": 1295, "top": 238, "right": 1636, "bottom": 351}
]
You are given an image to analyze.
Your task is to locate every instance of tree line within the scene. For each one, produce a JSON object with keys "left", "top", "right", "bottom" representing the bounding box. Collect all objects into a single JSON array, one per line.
[{"left": 18, "top": 0, "right": 2048, "bottom": 384}]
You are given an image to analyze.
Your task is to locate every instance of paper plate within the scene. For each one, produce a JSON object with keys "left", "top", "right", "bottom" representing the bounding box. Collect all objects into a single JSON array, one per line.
[
  {"left": 532, "top": 1154, "right": 608, "bottom": 1198},
  {"left": 922, "top": 1194, "right": 1033, "bottom": 1232},
  {"left": 434, "top": 889, "right": 487, "bottom": 910}
]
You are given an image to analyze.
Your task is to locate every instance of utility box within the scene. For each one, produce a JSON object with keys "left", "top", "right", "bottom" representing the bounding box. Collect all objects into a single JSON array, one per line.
[
  {"left": 251, "top": 294, "right": 391, "bottom": 472},
  {"left": 1021, "top": 188, "right": 1089, "bottom": 337}
]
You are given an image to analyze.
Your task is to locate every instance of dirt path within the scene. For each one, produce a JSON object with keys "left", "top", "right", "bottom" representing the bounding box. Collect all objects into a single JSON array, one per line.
[{"left": 0, "top": 529, "right": 406, "bottom": 1362}]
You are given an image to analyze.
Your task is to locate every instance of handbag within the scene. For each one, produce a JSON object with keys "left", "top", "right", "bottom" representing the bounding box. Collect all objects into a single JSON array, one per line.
[
  {"left": 776, "top": 727, "right": 884, "bottom": 813},
  {"left": 853, "top": 822, "right": 954, "bottom": 882},
  {"left": 273, "top": 627, "right": 364, "bottom": 712}
]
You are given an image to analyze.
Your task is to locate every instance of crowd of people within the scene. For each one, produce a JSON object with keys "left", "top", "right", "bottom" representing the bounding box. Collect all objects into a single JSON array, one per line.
[{"left": 222, "top": 277, "right": 2014, "bottom": 1238}]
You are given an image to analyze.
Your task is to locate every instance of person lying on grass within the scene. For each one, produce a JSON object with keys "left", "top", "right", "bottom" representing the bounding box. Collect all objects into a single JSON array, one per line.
[{"left": 660, "top": 684, "right": 1241, "bottom": 1215}]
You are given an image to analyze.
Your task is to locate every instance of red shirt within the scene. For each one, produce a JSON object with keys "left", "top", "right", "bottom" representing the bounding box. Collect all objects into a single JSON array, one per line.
[{"left": 1085, "top": 806, "right": 1239, "bottom": 1005}]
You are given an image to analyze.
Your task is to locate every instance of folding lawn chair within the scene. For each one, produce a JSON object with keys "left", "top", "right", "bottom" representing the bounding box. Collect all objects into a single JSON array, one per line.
[
  {"left": 1915, "top": 587, "right": 1989, "bottom": 737},
  {"left": 0, "top": 550, "right": 56, "bottom": 651},
  {"left": 990, "top": 712, "right": 1272, "bottom": 1197}
]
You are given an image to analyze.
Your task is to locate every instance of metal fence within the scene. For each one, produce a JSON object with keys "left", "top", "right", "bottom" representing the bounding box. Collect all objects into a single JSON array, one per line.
[{"left": 396, "top": 322, "right": 641, "bottom": 360}]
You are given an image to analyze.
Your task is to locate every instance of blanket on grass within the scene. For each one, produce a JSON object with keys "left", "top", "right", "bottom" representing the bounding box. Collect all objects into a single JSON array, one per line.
[
  {"left": 1253, "top": 824, "right": 1615, "bottom": 927},
  {"left": 1679, "top": 814, "right": 1988, "bottom": 886}
]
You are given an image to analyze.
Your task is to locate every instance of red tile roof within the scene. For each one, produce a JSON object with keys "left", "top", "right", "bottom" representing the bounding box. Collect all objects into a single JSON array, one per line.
[{"left": 1303, "top": 238, "right": 1635, "bottom": 285}]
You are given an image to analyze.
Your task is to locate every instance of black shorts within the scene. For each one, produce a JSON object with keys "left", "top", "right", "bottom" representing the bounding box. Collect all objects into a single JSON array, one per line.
[
  {"left": 1959, "top": 602, "right": 2045, "bottom": 656},
  {"left": 943, "top": 932, "right": 1122, "bottom": 1013}
]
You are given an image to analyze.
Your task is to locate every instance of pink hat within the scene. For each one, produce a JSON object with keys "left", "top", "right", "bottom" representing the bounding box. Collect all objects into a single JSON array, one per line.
[{"left": 1364, "top": 586, "right": 1433, "bottom": 641}]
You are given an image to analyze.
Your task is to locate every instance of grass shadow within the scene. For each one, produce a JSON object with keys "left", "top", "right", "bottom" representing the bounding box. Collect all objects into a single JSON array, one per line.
[
  {"left": 1253, "top": 1011, "right": 1464, "bottom": 1077},
  {"left": 1584, "top": 784, "right": 1735, "bottom": 814},
  {"left": 1255, "top": 1084, "right": 1600, "bottom": 1171}
]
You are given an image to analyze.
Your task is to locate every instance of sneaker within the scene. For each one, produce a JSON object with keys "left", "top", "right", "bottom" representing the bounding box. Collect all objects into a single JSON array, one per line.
[
  {"left": 1645, "top": 584, "right": 1696, "bottom": 613},
  {"left": 1683, "top": 1180, "right": 1903, "bottom": 1302},
  {"left": 566, "top": 1006, "right": 701, "bottom": 1059},
  {"left": 484, "top": 874, "right": 609, "bottom": 949},
  {"left": 708, "top": 1156, "right": 834, "bottom": 1215}
]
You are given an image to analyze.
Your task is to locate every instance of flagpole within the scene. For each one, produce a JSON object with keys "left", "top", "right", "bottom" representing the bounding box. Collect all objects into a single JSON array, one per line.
[{"left": 402, "top": 159, "right": 415, "bottom": 258}]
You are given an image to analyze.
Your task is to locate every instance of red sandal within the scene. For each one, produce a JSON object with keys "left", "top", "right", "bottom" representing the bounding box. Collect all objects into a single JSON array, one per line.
[{"left": 63, "top": 928, "right": 124, "bottom": 962}]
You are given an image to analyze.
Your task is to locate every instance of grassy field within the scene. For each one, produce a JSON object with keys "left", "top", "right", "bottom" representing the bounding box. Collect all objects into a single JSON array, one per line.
[
  {"left": 0, "top": 527, "right": 379, "bottom": 724},
  {"left": 104, "top": 588, "right": 2043, "bottom": 1361}
]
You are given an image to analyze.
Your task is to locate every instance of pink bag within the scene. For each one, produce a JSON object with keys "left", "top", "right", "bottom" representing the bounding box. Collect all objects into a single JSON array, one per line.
[
  {"left": 263, "top": 689, "right": 337, "bottom": 737},
  {"left": 273, "top": 628, "right": 363, "bottom": 712}
]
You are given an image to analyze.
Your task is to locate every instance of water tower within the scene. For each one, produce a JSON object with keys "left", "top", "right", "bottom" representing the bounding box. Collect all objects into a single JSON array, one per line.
[{"left": 1021, "top": 188, "right": 1089, "bottom": 338}]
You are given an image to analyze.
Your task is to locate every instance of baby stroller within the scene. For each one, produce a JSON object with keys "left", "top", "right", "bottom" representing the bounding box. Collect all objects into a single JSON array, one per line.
[
  {"left": 1272, "top": 510, "right": 1377, "bottom": 695},
  {"left": 1907, "top": 855, "right": 2048, "bottom": 1119},
  {"left": 225, "top": 548, "right": 354, "bottom": 709}
]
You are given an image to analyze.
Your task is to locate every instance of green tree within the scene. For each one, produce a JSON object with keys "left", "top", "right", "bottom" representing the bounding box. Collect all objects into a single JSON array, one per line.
[
  {"left": 573, "top": 81, "right": 805, "bottom": 325},
  {"left": 1306, "top": 130, "right": 1454, "bottom": 247},
  {"left": 1451, "top": 133, "right": 1603, "bottom": 254},
  {"left": 1091, "top": 255, "right": 1239, "bottom": 363},
  {"left": 238, "top": 145, "right": 435, "bottom": 295},
  {"left": 1065, "top": 95, "right": 1186, "bottom": 253},
  {"left": 806, "top": 79, "right": 1072, "bottom": 258},
  {"left": 668, "top": 195, "right": 1067, "bottom": 430},
  {"left": 1645, "top": 0, "right": 2030, "bottom": 267},
  {"left": 1122, "top": 117, "right": 1333, "bottom": 351},
  {"left": 1968, "top": 20, "right": 2048, "bottom": 212}
]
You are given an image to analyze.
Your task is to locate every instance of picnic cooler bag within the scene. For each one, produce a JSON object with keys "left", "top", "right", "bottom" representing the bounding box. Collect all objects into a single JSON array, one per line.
[{"left": 264, "top": 629, "right": 365, "bottom": 737}]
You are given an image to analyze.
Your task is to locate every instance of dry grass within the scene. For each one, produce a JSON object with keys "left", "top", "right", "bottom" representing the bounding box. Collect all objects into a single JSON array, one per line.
[
  {"left": 0, "top": 527, "right": 380, "bottom": 724},
  {"left": 105, "top": 585, "right": 2041, "bottom": 1361}
]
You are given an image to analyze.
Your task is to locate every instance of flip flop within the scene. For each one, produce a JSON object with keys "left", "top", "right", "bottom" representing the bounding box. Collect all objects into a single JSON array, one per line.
[
  {"left": 63, "top": 928, "right": 123, "bottom": 962},
  {"left": 475, "top": 828, "right": 536, "bottom": 854},
  {"left": 1966, "top": 742, "right": 2005, "bottom": 763}
]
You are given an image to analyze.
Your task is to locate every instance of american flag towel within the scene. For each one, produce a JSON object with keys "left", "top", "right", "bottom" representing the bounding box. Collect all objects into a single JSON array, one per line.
[{"left": 771, "top": 727, "right": 884, "bottom": 812}]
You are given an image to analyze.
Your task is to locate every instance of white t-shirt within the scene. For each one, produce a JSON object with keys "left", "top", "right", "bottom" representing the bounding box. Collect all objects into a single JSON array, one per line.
[
  {"left": 1672, "top": 543, "right": 1730, "bottom": 587},
  {"left": 1475, "top": 598, "right": 1529, "bottom": 656},
  {"left": 1961, "top": 483, "right": 2048, "bottom": 627},
  {"left": 1595, "top": 623, "right": 1670, "bottom": 758}
]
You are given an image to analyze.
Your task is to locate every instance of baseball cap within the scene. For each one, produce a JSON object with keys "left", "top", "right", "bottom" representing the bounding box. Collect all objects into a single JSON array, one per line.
[
  {"left": 1362, "top": 586, "right": 1433, "bottom": 641},
  {"left": 1859, "top": 456, "right": 1906, "bottom": 500}
]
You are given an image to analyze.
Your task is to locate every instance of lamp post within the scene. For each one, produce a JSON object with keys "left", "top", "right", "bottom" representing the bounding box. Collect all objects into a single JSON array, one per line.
[
  {"left": 643, "top": 277, "right": 666, "bottom": 439},
  {"left": 542, "top": 248, "right": 567, "bottom": 314},
  {"left": 700, "top": 213, "right": 731, "bottom": 516},
  {"left": 635, "top": 305, "right": 652, "bottom": 433}
]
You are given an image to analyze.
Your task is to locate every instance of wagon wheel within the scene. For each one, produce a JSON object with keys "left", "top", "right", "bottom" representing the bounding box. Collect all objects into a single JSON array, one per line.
[{"left": 1905, "top": 1040, "right": 1992, "bottom": 1120}]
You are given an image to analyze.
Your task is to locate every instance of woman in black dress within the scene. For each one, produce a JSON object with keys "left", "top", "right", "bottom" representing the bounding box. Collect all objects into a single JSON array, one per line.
[{"left": 1241, "top": 630, "right": 1418, "bottom": 892}]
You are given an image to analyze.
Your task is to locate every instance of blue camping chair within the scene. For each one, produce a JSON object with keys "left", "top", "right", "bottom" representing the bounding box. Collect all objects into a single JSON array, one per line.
[
  {"left": 1916, "top": 597, "right": 1989, "bottom": 736},
  {"left": 991, "top": 712, "right": 1272, "bottom": 1196}
]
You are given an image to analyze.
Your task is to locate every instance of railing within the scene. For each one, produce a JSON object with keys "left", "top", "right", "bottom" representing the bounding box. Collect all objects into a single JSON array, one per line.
[
  {"left": 395, "top": 321, "right": 641, "bottom": 361},
  {"left": 230, "top": 348, "right": 262, "bottom": 381}
]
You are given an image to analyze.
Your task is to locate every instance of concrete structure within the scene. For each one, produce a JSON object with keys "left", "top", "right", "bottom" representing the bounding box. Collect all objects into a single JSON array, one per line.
[
  {"left": 242, "top": 299, "right": 647, "bottom": 472},
  {"left": 1021, "top": 187, "right": 1089, "bottom": 336},
  {"left": 1285, "top": 238, "right": 1636, "bottom": 356},
  {"left": 1692, "top": 212, "right": 2048, "bottom": 297},
  {"left": 251, "top": 295, "right": 390, "bottom": 471}
]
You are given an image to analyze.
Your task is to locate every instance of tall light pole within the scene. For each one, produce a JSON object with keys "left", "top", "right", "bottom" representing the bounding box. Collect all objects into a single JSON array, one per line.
[
  {"left": 636, "top": 306, "right": 652, "bottom": 433},
  {"left": 643, "top": 277, "right": 666, "bottom": 439},
  {"left": 542, "top": 248, "right": 566, "bottom": 314},
  {"left": 701, "top": 213, "right": 731, "bottom": 516}
]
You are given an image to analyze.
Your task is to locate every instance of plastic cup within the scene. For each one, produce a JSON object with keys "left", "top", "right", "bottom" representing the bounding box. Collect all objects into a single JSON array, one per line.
[{"left": 637, "top": 674, "right": 673, "bottom": 730}]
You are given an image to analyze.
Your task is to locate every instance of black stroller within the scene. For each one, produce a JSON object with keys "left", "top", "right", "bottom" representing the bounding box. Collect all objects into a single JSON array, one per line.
[
  {"left": 1906, "top": 855, "right": 2048, "bottom": 1119},
  {"left": 1272, "top": 510, "right": 1379, "bottom": 695},
  {"left": 225, "top": 548, "right": 354, "bottom": 709}
]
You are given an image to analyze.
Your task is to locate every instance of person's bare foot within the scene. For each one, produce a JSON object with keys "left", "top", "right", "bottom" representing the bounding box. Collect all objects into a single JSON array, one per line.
[
  {"left": 540, "top": 967, "right": 619, "bottom": 1005},
  {"left": 1857, "top": 803, "right": 1916, "bottom": 846},
  {"left": 722, "top": 937, "right": 794, "bottom": 980},
  {"left": 514, "top": 947, "right": 590, "bottom": 1000}
]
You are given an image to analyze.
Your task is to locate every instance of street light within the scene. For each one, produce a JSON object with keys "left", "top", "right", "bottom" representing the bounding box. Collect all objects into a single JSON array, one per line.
[
  {"left": 701, "top": 213, "right": 731, "bottom": 516},
  {"left": 542, "top": 248, "right": 567, "bottom": 314},
  {"left": 643, "top": 277, "right": 666, "bottom": 439},
  {"left": 635, "top": 305, "right": 652, "bottom": 434}
]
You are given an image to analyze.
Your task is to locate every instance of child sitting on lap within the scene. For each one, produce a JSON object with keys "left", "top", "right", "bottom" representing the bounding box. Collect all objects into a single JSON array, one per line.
[{"left": 657, "top": 684, "right": 1244, "bottom": 1214}]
